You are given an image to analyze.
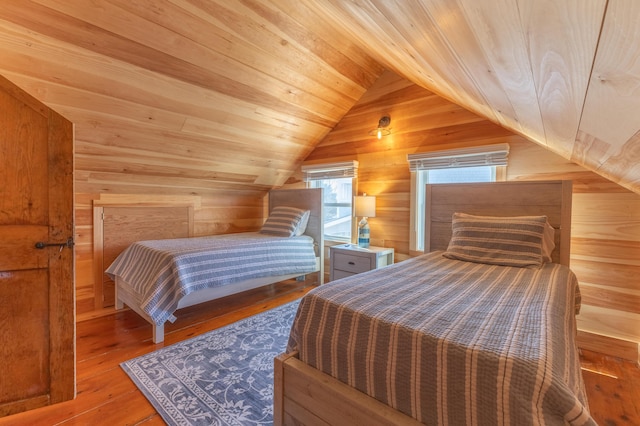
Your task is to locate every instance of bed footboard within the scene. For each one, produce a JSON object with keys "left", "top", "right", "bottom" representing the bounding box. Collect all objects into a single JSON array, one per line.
[{"left": 273, "top": 352, "right": 420, "bottom": 426}]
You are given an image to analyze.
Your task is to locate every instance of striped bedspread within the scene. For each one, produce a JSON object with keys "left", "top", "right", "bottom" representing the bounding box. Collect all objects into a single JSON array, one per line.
[
  {"left": 106, "top": 232, "right": 317, "bottom": 326},
  {"left": 287, "top": 251, "right": 594, "bottom": 425}
]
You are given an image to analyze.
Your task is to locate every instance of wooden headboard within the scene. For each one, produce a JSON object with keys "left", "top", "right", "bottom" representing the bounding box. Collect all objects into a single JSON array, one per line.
[{"left": 424, "top": 181, "right": 573, "bottom": 266}]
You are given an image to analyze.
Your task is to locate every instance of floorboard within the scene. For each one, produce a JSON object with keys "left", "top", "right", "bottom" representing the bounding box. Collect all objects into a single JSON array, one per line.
[{"left": 0, "top": 277, "right": 637, "bottom": 425}]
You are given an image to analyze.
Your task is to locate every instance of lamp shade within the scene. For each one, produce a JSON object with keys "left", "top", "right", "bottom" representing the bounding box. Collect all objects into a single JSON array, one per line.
[{"left": 354, "top": 195, "right": 376, "bottom": 218}]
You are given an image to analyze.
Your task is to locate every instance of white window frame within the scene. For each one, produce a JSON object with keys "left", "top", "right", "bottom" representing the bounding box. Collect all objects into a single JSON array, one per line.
[
  {"left": 302, "top": 161, "right": 358, "bottom": 242},
  {"left": 408, "top": 144, "right": 509, "bottom": 253}
]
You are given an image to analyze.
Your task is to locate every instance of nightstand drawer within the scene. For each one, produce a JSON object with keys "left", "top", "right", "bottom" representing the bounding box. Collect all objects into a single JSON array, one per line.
[
  {"left": 333, "top": 253, "right": 372, "bottom": 273},
  {"left": 329, "top": 244, "right": 394, "bottom": 282},
  {"left": 332, "top": 269, "right": 357, "bottom": 280}
]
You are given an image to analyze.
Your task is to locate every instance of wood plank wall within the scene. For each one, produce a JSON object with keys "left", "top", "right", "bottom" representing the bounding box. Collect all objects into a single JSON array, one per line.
[{"left": 284, "top": 71, "right": 640, "bottom": 360}]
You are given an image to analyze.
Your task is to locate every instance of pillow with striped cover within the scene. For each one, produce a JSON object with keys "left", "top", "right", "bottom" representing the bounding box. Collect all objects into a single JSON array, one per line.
[
  {"left": 542, "top": 221, "right": 556, "bottom": 263},
  {"left": 443, "top": 212, "right": 548, "bottom": 268},
  {"left": 259, "top": 206, "right": 309, "bottom": 237},
  {"left": 294, "top": 209, "right": 311, "bottom": 236}
]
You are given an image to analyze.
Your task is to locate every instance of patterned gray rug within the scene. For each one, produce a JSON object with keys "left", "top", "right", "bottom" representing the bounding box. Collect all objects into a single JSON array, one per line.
[{"left": 121, "top": 301, "right": 299, "bottom": 426}]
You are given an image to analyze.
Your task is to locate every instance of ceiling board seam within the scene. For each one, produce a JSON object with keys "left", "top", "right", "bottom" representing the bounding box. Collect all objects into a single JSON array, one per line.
[
  {"left": 574, "top": 0, "right": 610, "bottom": 170},
  {"left": 514, "top": 0, "right": 547, "bottom": 145}
]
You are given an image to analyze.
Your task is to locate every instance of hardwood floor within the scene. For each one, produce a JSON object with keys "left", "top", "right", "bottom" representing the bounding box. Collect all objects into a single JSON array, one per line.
[
  {"left": 1, "top": 278, "right": 638, "bottom": 425},
  {"left": 580, "top": 349, "right": 640, "bottom": 425}
]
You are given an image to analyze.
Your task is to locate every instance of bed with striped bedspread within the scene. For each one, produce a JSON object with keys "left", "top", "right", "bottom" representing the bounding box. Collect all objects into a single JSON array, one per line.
[
  {"left": 286, "top": 251, "right": 594, "bottom": 425},
  {"left": 106, "top": 232, "right": 317, "bottom": 326}
]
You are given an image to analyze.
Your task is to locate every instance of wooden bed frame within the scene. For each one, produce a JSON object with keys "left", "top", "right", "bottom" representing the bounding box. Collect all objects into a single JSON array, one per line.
[
  {"left": 274, "top": 180, "right": 573, "bottom": 425},
  {"left": 109, "top": 188, "right": 324, "bottom": 343}
]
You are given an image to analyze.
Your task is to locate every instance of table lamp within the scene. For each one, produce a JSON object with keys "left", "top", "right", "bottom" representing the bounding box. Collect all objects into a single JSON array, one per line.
[{"left": 354, "top": 194, "right": 376, "bottom": 248}]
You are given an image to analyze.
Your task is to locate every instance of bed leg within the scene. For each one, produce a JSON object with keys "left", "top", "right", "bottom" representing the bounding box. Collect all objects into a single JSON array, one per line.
[
  {"left": 152, "top": 324, "right": 165, "bottom": 344},
  {"left": 274, "top": 353, "right": 288, "bottom": 426},
  {"left": 114, "top": 285, "right": 124, "bottom": 310}
]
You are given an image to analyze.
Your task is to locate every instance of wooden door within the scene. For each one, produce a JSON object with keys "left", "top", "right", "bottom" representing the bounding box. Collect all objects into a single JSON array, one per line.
[{"left": 0, "top": 76, "right": 75, "bottom": 416}]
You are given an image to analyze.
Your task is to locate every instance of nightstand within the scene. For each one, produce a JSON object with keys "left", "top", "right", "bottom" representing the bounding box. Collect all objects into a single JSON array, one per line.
[{"left": 329, "top": 244, "right": 395, "bottom": 281}]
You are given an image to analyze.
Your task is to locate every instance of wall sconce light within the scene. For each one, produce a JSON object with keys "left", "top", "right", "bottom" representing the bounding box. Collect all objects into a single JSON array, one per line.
[
  {"left": 368, "top": 115, "right": 391, "bottom": 139},
  {"left": 354, "top": 193, "right": 376, "bottom": 248}
]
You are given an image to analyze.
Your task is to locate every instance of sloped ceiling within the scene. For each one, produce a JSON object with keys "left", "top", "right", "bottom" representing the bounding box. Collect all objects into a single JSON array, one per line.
[
  {"left": 1, "top": 0, "right": 639, "bottom": 194},
  {"left": 303, "top": 0, "right": 640, "bottom": 194},
  {"left": 0, "top": 0, "right": 383, "bottom": 193}
]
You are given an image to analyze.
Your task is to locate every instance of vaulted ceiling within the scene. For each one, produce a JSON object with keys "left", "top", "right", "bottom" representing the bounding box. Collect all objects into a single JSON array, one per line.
[{"left": 1, "top": 0, "right": 639, "bottom": 194}]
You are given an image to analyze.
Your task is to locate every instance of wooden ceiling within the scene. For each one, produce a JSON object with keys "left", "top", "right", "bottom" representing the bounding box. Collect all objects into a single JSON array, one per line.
[{"left": 1, "top": 0, "right": 639, "bottom": 194}]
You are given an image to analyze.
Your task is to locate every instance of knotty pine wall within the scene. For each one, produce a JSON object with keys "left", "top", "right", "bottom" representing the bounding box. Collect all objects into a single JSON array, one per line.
[{"left": 285, "top": 71, "right": 640, "bottom": 361}]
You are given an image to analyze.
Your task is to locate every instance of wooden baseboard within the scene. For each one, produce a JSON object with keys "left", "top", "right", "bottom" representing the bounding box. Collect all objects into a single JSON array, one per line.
[
  {"left": 577, "top": 330, "right": 639, "bottom": 363},
  {"left": 76, "top": 306, "right": 121, "bottom": 322}
]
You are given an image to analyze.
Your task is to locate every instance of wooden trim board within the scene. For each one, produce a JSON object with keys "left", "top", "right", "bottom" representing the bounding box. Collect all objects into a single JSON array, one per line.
[{"left": 577, "top": 330, "right": 639, "bottom": 364}]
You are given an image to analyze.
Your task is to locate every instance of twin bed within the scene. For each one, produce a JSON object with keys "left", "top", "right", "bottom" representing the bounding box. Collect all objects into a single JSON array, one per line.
[
  {"left": 274, "top": 181, "right": 594, "bottom": 425},
  {"left": 105, "top": 188, "right": 323, "bottom": 343},
  {"left": 106, "top": 180, "right": 592, "bottom": 425}
]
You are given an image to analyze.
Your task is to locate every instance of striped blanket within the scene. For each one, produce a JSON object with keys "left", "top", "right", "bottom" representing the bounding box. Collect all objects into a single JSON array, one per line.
[
  {"left": 106, "top": 232, "right": 317, "bottom": 326},
  {"left": 287, "top": 251, "right": 594, "bottom": 425}
]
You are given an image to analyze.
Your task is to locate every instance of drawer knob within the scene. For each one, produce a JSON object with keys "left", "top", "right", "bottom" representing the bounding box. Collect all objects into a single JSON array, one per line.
[{"left": 348, "top": 261, "right": 355, "bottom": 265}]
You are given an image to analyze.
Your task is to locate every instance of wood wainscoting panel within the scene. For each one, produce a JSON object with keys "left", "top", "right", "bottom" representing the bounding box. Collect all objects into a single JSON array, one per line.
[{"left": 93, "top": 204, "right": 194, "bottom": 309}]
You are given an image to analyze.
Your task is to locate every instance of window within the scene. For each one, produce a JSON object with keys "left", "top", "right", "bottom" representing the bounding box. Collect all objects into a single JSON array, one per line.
[
  {"left": 408, "top": 144, "right": 509, "bottom": 251},
  {"left": 302, "top": 161, "right": 358, "bottom": 242},
  {"left": 309, "top": 178, "right": 353, "bottom": 240}
]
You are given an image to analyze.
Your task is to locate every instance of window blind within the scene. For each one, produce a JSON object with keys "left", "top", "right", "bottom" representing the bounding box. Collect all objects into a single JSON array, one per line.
[
  {"left": 407, "top": 143, "right": 509, "bottom": 172},
  {"left": 301, "top": 160, "right": 359, "bottom": 181}
]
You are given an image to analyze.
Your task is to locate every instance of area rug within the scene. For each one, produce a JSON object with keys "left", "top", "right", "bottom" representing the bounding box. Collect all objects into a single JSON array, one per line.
[{"left": 121, "top": 300, "right": 299, "bottom": 426}]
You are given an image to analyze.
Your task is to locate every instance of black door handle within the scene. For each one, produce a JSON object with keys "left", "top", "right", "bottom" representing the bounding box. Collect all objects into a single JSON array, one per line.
[{"left": 35, "top": 237, "right": 75, "bottom": 250}]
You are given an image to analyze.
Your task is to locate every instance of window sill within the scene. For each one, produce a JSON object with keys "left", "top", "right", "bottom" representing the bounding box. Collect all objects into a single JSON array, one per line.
[{"left": 324, "top": 238, "right": 352, "bottom": 245}]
